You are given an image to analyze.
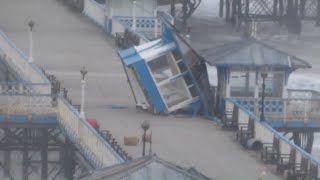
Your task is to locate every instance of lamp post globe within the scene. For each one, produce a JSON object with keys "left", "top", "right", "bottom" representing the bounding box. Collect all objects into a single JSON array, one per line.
[
  {"left": 28, "top": 20, "right": 35, "bottom": 63},
  {"left": 80, "top": 66, "right": 88, "bottom": 80},
  {"left": 28, "top": 20, "right": 35, "bottom": 31}
]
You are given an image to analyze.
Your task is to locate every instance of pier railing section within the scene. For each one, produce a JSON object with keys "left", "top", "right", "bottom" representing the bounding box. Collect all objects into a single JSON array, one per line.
[
  {"left": 226, "top": 97, "right": 320, "bottom": 178},
  {"left": 0, "top": 88, "right": 54, "bottom": 116},
  {"left": 227, "top": 96, "right": 320, "bottom": 125},
  {"left": 0, "top": 31, "right": 50, "bottom": 86},
  {"left": 0, "top": 82, "right": 124, "bottom": 168},
  {"left": 57, "top": 97, "right": 124, "bottom": 168},
  {"left": 81, "top": 0, "right": 174, "bottom": 43}
]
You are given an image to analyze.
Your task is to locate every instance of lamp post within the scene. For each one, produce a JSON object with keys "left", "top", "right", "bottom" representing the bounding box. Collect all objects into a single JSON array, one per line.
[
  {"left": 260, "top": 72, "right": 268, "bottom": 122},
  {"left": 28, "top": 20, "right": 35, "bottom": 63},
  {"left": 132, "top": 0, "right": 136, "bottom": 31},
  {"left": 141, "top": 120, "right": 150, "bottom": 156},
  {"left": 80, "top": 67, "right": 88, "bottom": 119}
]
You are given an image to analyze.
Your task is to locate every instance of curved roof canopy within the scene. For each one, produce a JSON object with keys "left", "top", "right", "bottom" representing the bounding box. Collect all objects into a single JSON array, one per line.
[
  {"left": 200, "top": 39, "right": 311, "bottom": 70},
  {"left": 78, "top": 155, "right": 212, "bottom": 180}
]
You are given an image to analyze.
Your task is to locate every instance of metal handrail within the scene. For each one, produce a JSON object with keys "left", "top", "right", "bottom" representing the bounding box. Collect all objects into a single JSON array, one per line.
[
  {"left": 227, "top": 98, "right": 320, "bottom": 167},
  {"left": 0, "top": 30, "right": 49, "bottom": 84}
]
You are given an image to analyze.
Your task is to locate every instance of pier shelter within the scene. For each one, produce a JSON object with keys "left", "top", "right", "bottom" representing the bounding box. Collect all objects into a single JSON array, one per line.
[
  {"left": 200, "top": 38, "right": 320, "bottom": 130},
  {"left": 199, "top": 38, "right": 320, "bottom": 177}
]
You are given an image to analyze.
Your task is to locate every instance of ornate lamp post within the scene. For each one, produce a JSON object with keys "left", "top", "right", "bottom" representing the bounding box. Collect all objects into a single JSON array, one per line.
[
  {"left": 80, "top": 67, "right": 88, "bottom": 119},
  {"left": 141, "top": 120, "right": 150, "bottom": 156},
  {"left": 28, "top": 20, "right": 35, "bottom": 63},
  {"left": 260, "top": 72, "right": 268, "bottom": 122},
  {"left": 132, "top": 0, "right": 136, "bottom": 31}
]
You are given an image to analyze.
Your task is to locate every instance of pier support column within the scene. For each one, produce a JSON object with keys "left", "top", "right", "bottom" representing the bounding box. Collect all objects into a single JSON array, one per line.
[
  {"left": 220, "top": 0, "right": 224, "bottom": 17},
  {"left": 317, "top": 0, "right": 320, "bottom": 26},
  {"left": 279, "top": 0, "right": 284, "bottom": 25},
  {"left": 245, "top": 0, "right": 249, "bottom": 24},
  {"left": 41, "top": 129, "right": 48, "bottom": 180},
  {"left": 3, "top": 129, "right": 11, "bottom": 178},
  {"left": 273, "top": 0, "right": 278, "bottom": 20},
  {"left": 63, "top": 139, "right": 75, "bottom": 180},
  {"left": 23, "top": 129, "right": 29, "bottom": 180},
  {"left": 237, "top": 0, "right": 242, "bottom": 29},
  {"left": 231, "top": 0, "right": 237, "bottom": 24},
  {"left": 226, "top": 0, "right": 231, "bottom": 22}
]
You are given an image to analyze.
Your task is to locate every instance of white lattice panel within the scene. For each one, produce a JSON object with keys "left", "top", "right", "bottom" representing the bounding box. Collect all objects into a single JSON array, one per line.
[{"left": 57, "top": 98, "right": 123, "bottom": 168}]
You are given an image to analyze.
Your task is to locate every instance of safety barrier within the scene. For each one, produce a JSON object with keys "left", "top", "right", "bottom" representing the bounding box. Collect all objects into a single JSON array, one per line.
[
  {"left": 0, "top": 31, "right": 49, "bottom": 85},
  {"left": 0, "top": 94, "right": 54, "bottom": 116},
  {"left": 83, "top": 0, "right": 106, "bottom": 27},
  {"left": 0, "top": 83, "right": 51, "bottom": 96},
  {"left": 227, "top": 96, "right": 320, "bottom": 124},
  {"left": 227, "top": 98, "right": 320, "bottom": 178},
  {"left": 57, "top": 96, "right": 124, "bottom": 169}
]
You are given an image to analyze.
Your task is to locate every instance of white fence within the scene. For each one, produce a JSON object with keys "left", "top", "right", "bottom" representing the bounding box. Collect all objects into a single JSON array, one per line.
[
  {"left": 0, "top": 94, "right": 54, "bottom": 116},
  {"left": 57, "top": 97, "right": 124, "bottom": 168},
  {"left": 0, "top": 31, "right": 50, "bottom": 94},
  {"left": 228, "top": 98, "right": 320, "bottom": 178},
  {"left": 83, "top": 0, "right": 106, "bottom": 27}
]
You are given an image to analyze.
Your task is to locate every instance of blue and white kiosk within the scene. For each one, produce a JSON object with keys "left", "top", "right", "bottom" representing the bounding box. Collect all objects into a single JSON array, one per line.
[{"left": 118, "top": 25, "right": 208, "bottom": 115}]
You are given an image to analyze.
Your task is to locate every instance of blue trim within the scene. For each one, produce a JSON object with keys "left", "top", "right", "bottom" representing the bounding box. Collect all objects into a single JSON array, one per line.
[
  {"left": 0, "top": 114, "right": 57, "bottom": 124},
  {"left": 32, "top": 115, "right": 57, "bottom": 124},
  {"left": 191, "top": 100, "right": 202, "bottom": 117},
  {"left": 133, "top": 61, "right": 167, "bottom": 113},
  {"left": 161, "top": 21, "right": 208, "bottom": 116}
]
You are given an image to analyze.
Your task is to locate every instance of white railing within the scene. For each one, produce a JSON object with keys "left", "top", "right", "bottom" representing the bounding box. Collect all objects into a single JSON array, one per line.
[
  {"left": 0, "top": 83, "right": 51, "bottom": 96},
  {"left": 0, "top": 95, "right": 54, "bottom": 115},
  {"left": 112, "top": 16, "right": 163, "bottom": 42},
  {"left": 227, "top": 96, "right": 320, "bottom": 124},
  {"left": 0, "top": 31, "right": 49, "bottom": 85},
  {"left": 83, "top": 0, "right": 106, "bottom": 27},
  {"left": 229, "top": 98, "right": 320, "bottom": 178},
  {"left": 57, "top": 97, "right": 124, "bottom": 168}
]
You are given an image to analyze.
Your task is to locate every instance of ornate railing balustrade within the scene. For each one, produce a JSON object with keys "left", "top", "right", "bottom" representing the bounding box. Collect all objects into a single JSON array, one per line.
[
  {"left": 227, "top": 94, "right": 320, "bottom": 125},
  {"left": 0, "top": 31, "right": 50, "bottom": 87},
  {"left": 227, "top": 98, "right": 320, "bottom": 178},
  {"left": 57, "top": 96, "right": 124, "bottom": 168}
]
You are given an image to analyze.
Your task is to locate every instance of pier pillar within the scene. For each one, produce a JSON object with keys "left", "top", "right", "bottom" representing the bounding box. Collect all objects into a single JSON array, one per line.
[
  {"left": 22, "top": 129, "right": 29, "bottom": 180},
  {"left": 231, "top": 0, "right": 237, "bottom": 24},
  {"left": 226, "top": 0, "right": 231, "bottom": 22},
  {"left": 220, "top": 0, "right": 224, "bottom": 17},
  {"left": 273, "top": 0, "right": 278, "bottom": 20},
  {"left": 317, "top": 0, "right": 320, "bottom": 26},
  {"left": 3, "top": 129, "right": 11, "bottom": 178},
  {"left": 41, "top": 129, "right": 48, "bottom": 180},
  {"left": 279, "top": 0, "right": 284, "bottom": 25},
  {"left": 245, "top": 0, "right": 249, "bottom": 24},
  {"left": 237, "top": 0, "right": 242, "bottom": 29},
  {"left": 299, "top": 0, "right": 306, "bottom": 19}
]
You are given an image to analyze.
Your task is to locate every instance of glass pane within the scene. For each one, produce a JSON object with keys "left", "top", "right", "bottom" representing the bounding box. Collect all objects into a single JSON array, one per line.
[
  {"left": 259, "top": 72, "right": 283, "bottom": 97},
  {"left": 147, "top": 55, "right": 180, "bottom": 83},
  {"left": 230, "top": 71, "right": 255, "bottom": 97},
  {"left": 159, "top": 78, "right": 190, "bottom": 108}
]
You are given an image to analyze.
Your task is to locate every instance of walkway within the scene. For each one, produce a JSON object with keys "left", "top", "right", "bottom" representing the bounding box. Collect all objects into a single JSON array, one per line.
[{"left": 0, "top": 0, "right": 282, "bottom": 179}]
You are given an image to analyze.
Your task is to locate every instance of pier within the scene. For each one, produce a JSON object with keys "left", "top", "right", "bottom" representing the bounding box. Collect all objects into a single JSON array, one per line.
[{"left": 0, "top": 0, "right": 320, "bottom": 179}]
